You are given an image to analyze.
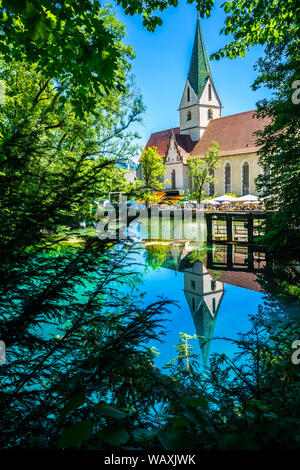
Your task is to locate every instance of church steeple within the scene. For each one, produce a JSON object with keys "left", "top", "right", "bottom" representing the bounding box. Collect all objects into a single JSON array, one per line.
[
  {"left": 178, "top": 16, "right": 222, "bottom": 142},
  {"left": 187, "top": 17, "right": 212, "bottom": 99}
]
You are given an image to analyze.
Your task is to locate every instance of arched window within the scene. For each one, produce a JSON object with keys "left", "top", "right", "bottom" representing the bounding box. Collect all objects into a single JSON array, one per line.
[
  {"left": 224, "top": 162, "right": 231, "bottom": 193},
  {"left": 187, "top": 87, "right": 190, "bottom": 102},
  {"left": 171, "top": 169, "right": 176, "bottom": 189},
  {"left": 187, "top": 110, "right": 191, "bottom": 121},
  {"left": 208, "top": 84, "right": 212, "bottom": 101},
  {"left": 242, "top": 161, "right": 250, "bottom": 195},
  {"left": 208, "top": 168, "right": 214, "bottom": 196},
  {"left": 208, "top": 108, "right": 213, "bottom": 120}
]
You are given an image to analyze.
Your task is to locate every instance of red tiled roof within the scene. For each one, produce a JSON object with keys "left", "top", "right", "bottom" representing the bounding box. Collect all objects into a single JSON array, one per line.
[
  {"left": 190, "top": 110, "right": 271, "bottom": 158},
  {"left": 142, "top": 110, "right": 270, "bottom": 163},
  {"left": 142, "top": 127, "right": 196, "bottom": 162},
  {"left": 175, "top": 133, "right": 196, "bottom": 157},
  {"left": 145, "top": 127, "right": 180, "bottom": 158}
]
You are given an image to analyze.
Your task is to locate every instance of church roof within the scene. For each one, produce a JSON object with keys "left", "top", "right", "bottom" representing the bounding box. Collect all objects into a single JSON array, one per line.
[
  {"left": 144, "top": 127, "right": 196, "bottom": 160},
  {"left": 189, "top": 110, "right": 271, "bottom": 158},
  {"left": 143, "top": 110, "right": 270, "bottom": 161},
  {"left": 188, "top": 18, "right": 212, "bottom": 99}
]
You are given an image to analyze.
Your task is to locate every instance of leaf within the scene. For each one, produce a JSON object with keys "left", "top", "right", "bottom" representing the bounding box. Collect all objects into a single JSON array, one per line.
[
  {"left": 184, "top": 397, "right": 208, "bottom": 408},
  {"left": 132, "top": 428, "right": 159, "bottom": 442},
  {"left": 218, "top": 433, "right": 261, "bottom": 450},
  {"left": 58, "top": 394, "right": 85, "bottom": 421},
  {"left": 99, "top": 423, "right": 129, "bottom": 446},
  {"left": 94, "top": 403, "right": 127, "bottom": 419},
  {"left": 58, "top": 420, "right": 93, "bottom": 448},
  {"left": 157, "top": 427, "right": 195, "bottom": 450},
  {"left": 224, "top": 2, "right": 232, "bottom": 13},
  {"left": 167, "top": 416, "right": 189, "bottom": 426}
]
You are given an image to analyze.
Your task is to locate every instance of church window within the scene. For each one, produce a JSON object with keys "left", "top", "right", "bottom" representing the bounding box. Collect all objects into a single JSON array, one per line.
[
  {"left": 187, "top": 110, "right": 191, "bottom": 121},
  {"left": 208, "top": 108, "right": 213, "bottom": 120},
  {"left": 191, "top": 280, "right": 195, "bottom": 290},
  {"left": 224, "top": 162, "right": 231, "bottom": 193},
  {"left": 242, "top": 161, "right": 250, "bottom": 195},
  {"left": 208, "top": 169, "right": 214, "bottom": 196},
  {"left": 187, "top": 87, "right": 190, "bottom": 102},
  {"left": 212, "top": 298, "right": 216, "bottom": 313},
  {"left": 171, "top": 169, "right": 176, "bottom": 189},
  {"left": 208, "top": 84, "right": 212, "bottom": 101},
  {"left": 211, "top": 280, "right": 216, "bottom": 291}
]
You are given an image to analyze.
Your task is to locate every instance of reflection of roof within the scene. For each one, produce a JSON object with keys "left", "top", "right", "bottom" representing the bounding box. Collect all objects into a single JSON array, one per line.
[
  {"left": 141, "top": 241, "right": 264, "bottom": 291},
  {"left": 218, "top": 271, "right": 262, "bottom": 292},
  {"left": 189, "top": 110, "right": 271, "bottom": 158}
]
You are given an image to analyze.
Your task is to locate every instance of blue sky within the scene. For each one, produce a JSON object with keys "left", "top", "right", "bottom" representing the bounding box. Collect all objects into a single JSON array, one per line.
[{"left": 114, "top": 2, "right": 271, "bottom": 153}]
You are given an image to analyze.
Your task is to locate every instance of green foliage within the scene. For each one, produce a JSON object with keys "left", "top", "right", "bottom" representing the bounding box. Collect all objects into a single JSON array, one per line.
[
  {"left": 188, "top": 245, "right": 207, "bottom": 264},
  {"left": 253, "top": 39, "right": 300, "bottom": 258},
  {"left": 59, "top": 421, "right": 93, "bottom": 449},
  {"left": 144, "top": 243, "right": 170, "bottom": 271},
  {"left": 0, "top": 0, "right": 297, "bottom": 119},
  {"left": 187, "top": 140, "right": 221, "bottom": 203},
  {"left": 140, "top": 146, "right": 166, "bottom": 189},
  {"left": 139, "top": 146, "right": 167, "bottom": 207},
  {"left": 116, "top": 0, "right": 299, "bottom": 60},
  {"left": 0, "top": 59, "right": 143, "bottom": 254},
  {"left": 0, "top": 235, "right": 175, "bottom": 449},
  {"left": 0, "top": 3, "right": 134, "bottom": 116},
  {"left": 158, "top": 313, "right": 300, "bottom": 450},
  {"left": 212, "top": 0, "right": 299, "bottom": 60}
]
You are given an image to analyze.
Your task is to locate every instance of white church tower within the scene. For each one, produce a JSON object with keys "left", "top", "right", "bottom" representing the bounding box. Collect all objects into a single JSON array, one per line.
[{"left": 179, "top": 17, "right": 222, "bottom": 142}]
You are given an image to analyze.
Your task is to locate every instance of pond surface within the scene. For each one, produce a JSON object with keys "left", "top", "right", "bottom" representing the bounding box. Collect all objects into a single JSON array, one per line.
[{"left": 122, "top": 216, "right": 296, "bottom": 368}]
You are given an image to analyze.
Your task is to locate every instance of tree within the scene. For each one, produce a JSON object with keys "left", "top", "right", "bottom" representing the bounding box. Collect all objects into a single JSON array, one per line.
[
  {"left": 0, "top": 58, "right": 143, "bottom": 256},
  {"left": 253, "top": 39, "right": 300, "bottom": 259},
  {"left": 187, "top": 140, "right": 221, "bottom": 203},
  {"left": 0, "top": 234, "right": 175, "bottom": 449},
  {"left": 0, "top": 3, "right": 135, "bottom": 116},
  {"left": 140, "top": 146, "right": 167, "bottom": 207},
  {"left": 0, "top": 0, "right": 298, "bottom": 118}
]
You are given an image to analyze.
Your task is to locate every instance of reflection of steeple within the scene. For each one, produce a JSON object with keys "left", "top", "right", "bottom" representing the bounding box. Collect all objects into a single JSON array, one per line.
[{"left": 183, "top": 261, "right": 224, "bottom": 366}]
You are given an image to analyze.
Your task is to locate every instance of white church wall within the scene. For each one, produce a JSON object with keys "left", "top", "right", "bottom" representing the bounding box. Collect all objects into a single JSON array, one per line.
[
  {"left": 213, "top": 153, "right": 263, "bottom": 196},
  {"left": 183, "top": 165, "right": 192, "bottom": 192},
  {"left": 200, "top": 78, "right": 221, "bottom": 108},
  {"left": 165, "top": 134, "right": 181, "bottom": 164},
  {"left": 183, "top": 262, "right": 224, "bottom": 318},
  {"left": 179, "top": 80, "right": 198, "bottom": 110},
  {"left": 179, "top": 80, "right": 203, "bottom": 142},
  {"left": 198, "top": 79, "right": 222, "bottom": 135},
  {"left": 179, "top": 107, "right": 201, "bottom": 141},
  {"left": 165, "top": 163, "right": 184, "bottom": 190},
  {"left": 179, "top": 78, "right": 222, "bottom": 141}
]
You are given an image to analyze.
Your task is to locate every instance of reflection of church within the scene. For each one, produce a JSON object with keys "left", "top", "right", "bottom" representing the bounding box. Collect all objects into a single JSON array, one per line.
[
  {"left": 142, "top": 237, "right": 265, "bottom": 366},
  {"left": 183, "top": 260, "right": 224, "bottom": 366}
]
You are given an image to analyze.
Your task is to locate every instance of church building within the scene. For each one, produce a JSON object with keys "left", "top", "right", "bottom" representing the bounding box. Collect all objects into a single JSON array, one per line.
[{"left": 139, "top": 18, "right": 269, "bottom": 197}]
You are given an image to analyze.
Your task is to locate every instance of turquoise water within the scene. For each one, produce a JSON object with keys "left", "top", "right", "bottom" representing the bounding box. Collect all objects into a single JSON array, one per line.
[
  {"left": 38, "top": 216, "right": 296, "bottom": 369},
  {"left": 124, "top": 218, "right": 272, "bottom": 368}
]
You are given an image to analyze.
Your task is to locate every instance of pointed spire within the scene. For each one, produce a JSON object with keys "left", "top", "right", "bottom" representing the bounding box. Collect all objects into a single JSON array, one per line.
[{"left": 187, "top": 17, "right": 212, "bottom": 99}]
